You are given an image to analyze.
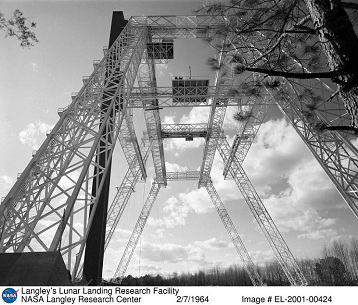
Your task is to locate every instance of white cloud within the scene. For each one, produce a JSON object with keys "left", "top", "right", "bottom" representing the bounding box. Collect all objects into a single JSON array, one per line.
[
  {"left": 201, "top": 117, "right": 342, "bottom": 238},
  {"left": 178, "top": 188, "right": 213, "bottom": 214},
  {"left": 0, "top": 176, "right": 13, "bottom": 201},
  {"left": 155, "top": 65, "right": 169, "bottom": 78},
  {"left": 165, "top": 162, "right": 188, "bottom": 172},
  {"left": 261, "top": 156, "right": 340, "bottom": 234},
  {"left": 243, "top": 118, "right": 310, "bottom": 187},
  {"left": 297, "top": 229, "right": 337, "bottom": 240},
  {"left": 148, "top": 188, "right": 213, "bottom": 229},
  {"left": 164, "top": 137, "right": 204, "bottom": 154},
  {"left": 179, "top": 107, "right": 210, "bottom": 124},
  {"left": 58, "top": 170, "right": 81, "bottom": 191},
  {"left": 233, "top": 118, "right": 342, "bottom": 236},
  {"left": 208, "top": 153, "right": 244, "bottom": 200},
  {"left": 163, "top": 115, "right": 176, "bottom": 124},
  {"left": 264, "top": 201, "right": 337, "bottom": 233},
  {"left": 248, "top": 250, "right": 276, "bottom": 265},
  {"left": 223, "top": 106, "right": 241, "bottom": 130},
  {"left": 105, "top": 228, "right": 133, "bottom": 251},
  {"left": 148, "top": 196, "right": 190, "bottom": 228},
  {"left": 284, "top": 159, "right": 339, "bottom": 209},
  {"left": 110, "top": 227, "right": 132, "bottom": 239},
  {"left": 0, "top": 175, "right": 13, "bottom": 186},
  {"left": 154, "top": 228, "right": 165, "bottom": 238},
  {"left": 33, "top": 219, "right": 59, "bottom": 250},
  {"left": 140, "top": 242, "right": 205, "bottom": 264},
  {"left": 19, "top": 121, "right": 54, "bottom": 150},
  {"left": 29, "top": 61, "right": 38, "bottom": 72},
  {"left": 194, "top": 237, "right": 231, "bottom": 249}
]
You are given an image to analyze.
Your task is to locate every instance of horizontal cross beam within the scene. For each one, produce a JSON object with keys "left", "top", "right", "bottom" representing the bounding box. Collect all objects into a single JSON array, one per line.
[
  {"left": 166, "top": 171, "right": 201, "bottom": 181},
  {"left": 161, "top": 123, "right": 208, "bottom": 139},
  {"left": 130, "top": 15, "right": 226, "bottom": 39}
]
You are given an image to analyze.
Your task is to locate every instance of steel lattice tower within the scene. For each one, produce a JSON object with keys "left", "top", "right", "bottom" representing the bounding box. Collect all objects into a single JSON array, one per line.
[{"left": 1, "top": 12, "right": 358, "bottom": 286}]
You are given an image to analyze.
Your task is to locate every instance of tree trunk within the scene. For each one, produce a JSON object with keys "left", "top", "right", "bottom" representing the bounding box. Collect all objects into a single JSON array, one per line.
[{"left": 304, "top": 0, "right": 358, "bottom": 127}]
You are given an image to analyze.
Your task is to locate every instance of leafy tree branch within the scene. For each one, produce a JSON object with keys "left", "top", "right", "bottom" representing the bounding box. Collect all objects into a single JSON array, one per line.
[
  {"left": 200, "top": 0, "right": 358, "bottom": 128},
  {"left": 0, "top": 9, "right": 38, "bottom": 48}
]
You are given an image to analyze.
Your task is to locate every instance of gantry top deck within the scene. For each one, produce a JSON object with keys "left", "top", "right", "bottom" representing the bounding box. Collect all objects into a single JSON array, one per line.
[{"left": 130, "top": 15, "right": 225, "bottom": 39}]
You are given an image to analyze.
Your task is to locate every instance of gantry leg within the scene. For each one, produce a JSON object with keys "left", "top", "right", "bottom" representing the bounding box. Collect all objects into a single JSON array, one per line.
[
  {"left": 112, "top": 181, "right": 161, "bottom": 282},
  {"left": 223, "top": 100, "right": 269, "bottom": 177},
  {"left": 74, "top": 134, "right": 152, "bottom": 279},
  {"left": 83, "top": 13, "right": 128, "bottom": 285},
  {"left": 205, "top": 180, "right": 263, "bottom": 286},
  {"left": 0, "top": 21, "right": 148, "bottom": 270},
  {"left": 105, "top": 134, "right": 152, "bottom": 251},
  {"left": 137, "top": 49, "right": 167, "bottom": 185},
  {"left": 111, "top": 170, "right": 262, "bottom": 286},
  {"left": 218, "top": 137, "right": 307, "bottom": 286}
]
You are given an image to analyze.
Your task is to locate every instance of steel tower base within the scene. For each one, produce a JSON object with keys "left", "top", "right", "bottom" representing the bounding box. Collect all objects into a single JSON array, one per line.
[{"left": 0, "top": 252, "right": 72, "bottom": 286}]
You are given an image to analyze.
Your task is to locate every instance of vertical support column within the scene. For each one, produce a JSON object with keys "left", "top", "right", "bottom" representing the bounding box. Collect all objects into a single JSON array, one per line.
[
  {"left": 198, "top": 41, "right": 233, "bottom": 188},
  {"left": 83, "top": 11, "right": 128, "bottom": 286},
  {"left": 137, "top": 49, "right": 167, "bottom": 185}
]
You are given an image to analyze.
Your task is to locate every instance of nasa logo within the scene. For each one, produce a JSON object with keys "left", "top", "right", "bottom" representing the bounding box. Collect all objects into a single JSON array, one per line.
[{"left": 2, "top": 288, "right": 18, "bottom": 303}]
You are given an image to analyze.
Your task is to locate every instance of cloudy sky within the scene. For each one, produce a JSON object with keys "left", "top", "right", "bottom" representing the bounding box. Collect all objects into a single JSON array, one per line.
[{"left": 1, "top": 0, "right": 358, "bottom": 280}]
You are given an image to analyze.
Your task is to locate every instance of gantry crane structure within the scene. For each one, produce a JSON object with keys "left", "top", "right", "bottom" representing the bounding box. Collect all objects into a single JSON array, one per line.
[{"left": 1, "top": 11, "right": 358, "bottom": 286}]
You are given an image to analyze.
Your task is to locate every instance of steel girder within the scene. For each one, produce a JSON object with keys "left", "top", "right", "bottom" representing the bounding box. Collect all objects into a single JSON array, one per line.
[
  {"left": 198, "top": 55, "right": 234, "bottom": 188},
  {"left": 118, "top": 111, "right": 147, "bottom": 180},
  {"left": 233, "top": 72, "right": 358, "bottom": 219},
  {"left": 136, "top": 49, "right": 167, "bottom": 186},
  {"left": 111, "top": 172, "right": 263, "bottom": 285},
  {"left": 104, "top": 134, "right": 152, "bottom": 251},
  {"left": 131, "top": 15, "right": 226, "bottom": 39},
  {"left": 217, "top": 137, "right": 307, "bottom": 286},
  {"left": 274, "top": 77, "right": 358, "bottom": 218},
  {"left": 161, "top": 123, "right": 208, "bottom": 139},
  {"left": 240, "top": 29, "right": 358, "bottom": 219},
  {"left": 128, "top": 85, "right": 253, "bottom": 108},
  {"left": 166, "top": 171, "right": 201, "bottom": 180},
  {"left": 0, "top": 22, "right": 147, "bottom": 272},
  {"left": 154, "top": 122, "right": 306, "bottom": 285},
  {"left": 205, "top": 180, "right": 263, "bottom": 286},
  {"left": 112, "top": 181, "right": 161, "bottom": 282},
  {"left": 223, "top": 99, "right": 269, "bottom": 178},
  {"left": 76, "top": 134, "right": 152, "bottom": 279},
  {"left": 2, "top": 12, "right": 352, "bottom": 287}
]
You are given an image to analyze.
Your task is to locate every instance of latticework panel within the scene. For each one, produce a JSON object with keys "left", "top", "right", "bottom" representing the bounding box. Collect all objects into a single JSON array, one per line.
[{"left": 0, "top": 22, "right": 148, "bottom": 273}]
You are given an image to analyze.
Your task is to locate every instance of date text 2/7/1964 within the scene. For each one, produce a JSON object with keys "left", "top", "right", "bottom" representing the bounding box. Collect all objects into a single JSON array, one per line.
[{"left": 176, "top": 296, "right": 209, "bottom": 303}]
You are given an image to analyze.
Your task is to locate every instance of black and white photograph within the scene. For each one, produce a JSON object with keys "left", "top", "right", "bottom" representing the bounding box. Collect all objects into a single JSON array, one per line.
[{"left": 1, "top": 0, "right": 358, "bottom": 303}]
